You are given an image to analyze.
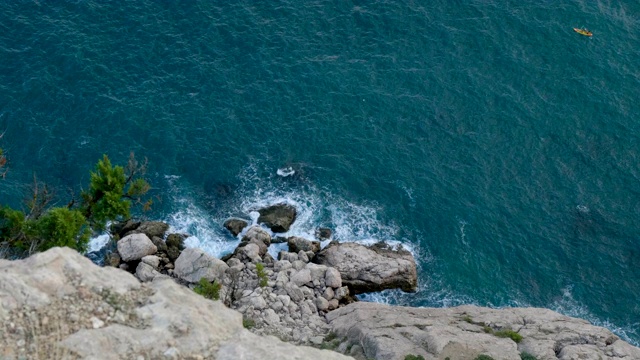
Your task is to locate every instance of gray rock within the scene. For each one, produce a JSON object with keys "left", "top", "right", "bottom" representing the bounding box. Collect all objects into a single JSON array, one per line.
[
  {"left": 174, "top": 247, "right": 229, "bottom": 283},
  {"left": 315, "top": 297, "right": 329, "bottom": 312},
  {"left": 323, "top": 287, "right": 335, "bottom": 301},
  {"left": 325, "top": 267, "right": 342, "bottom": 288},
  {"left": 141, "top": 255, "right": 160, "bottom": 269},
  {"left": 287, "top": 237, "right": 321, "bottom": 254},
  {"left": 297, "top": 250, "right": 309, "bottom": 263},
  {"left": 290, "top": 268, "right": 312, "bottom": 287},
  {"left": 334, "top": 286, "right": 349, "bottom": 301},
  {"left": 284, "top": 282, "right": 305, "bottom": 302},
  {"left": 279, "top": 251, "right": 298, "bottom": 263},
  {"left": 239, "top": 243, "right": 261, "bottom": 262},
  {"left": 274, "top": 260, "right": 293, "bottom": 272},
  {"left": 313, "top": 241, "right": 417, "bottom": 294},
  {"left": 257, "top": 203, "right": 297, "bottom": 233},
  {"left": 135, "top": 262, "right": 160, "bottom": 282},
  {"left": 223, "top": 218, "right": 249, "bottom": 236},
  {"left": 328, "top": 299, "right": 339, "bottom": 310},
  {"left": 305, "top": 263, "right": 328, "bottom": 282},
  {"left": 117, "top": 233, "right": 157, "bottom": 262},
  {"left": 292, "top": 260, "right": 305, "bottom": 271},
  {"left": 166, "top": 233, "right": 187, "bottom": 250},
  {"left": 327, "top": 302, "right": 640, "bottom": 360},
  {"left": 150, "top": 236, "right": 168, "bottom": 253}
]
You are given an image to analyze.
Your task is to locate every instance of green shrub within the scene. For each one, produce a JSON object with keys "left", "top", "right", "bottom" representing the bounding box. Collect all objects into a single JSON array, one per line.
[
  {"left": 404, "top": 355, "right": 426, "bottom": 360},
  {"left": 520, "top": 352, "right": 538, "bottom": 360},
  {"left": 243, "top": 317, "right": 255, "bottom": 329},
  {"left": 494, "top": 329, "right": 523, "bottom": 343},
  {"left": 256, "top": 262, "right": 268, "bottom": 287},
  {"left": 474, "top": 355, "right": 495, "bottom": 360},
  {"left": 36, "top": 207, "right": 90, "bottom": 252},
  {"left": 193, "top": 278, "right": 221, "bottom": 300}
]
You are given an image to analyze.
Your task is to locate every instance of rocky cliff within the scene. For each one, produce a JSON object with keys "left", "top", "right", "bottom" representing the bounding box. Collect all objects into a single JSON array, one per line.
[{"left": 0, "top": 247, "right": 350, "bottom": 360}]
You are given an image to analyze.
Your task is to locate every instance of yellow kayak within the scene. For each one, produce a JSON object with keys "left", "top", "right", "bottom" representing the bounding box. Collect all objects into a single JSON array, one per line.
[{"left": 573, "top": 28, "right": 593, "bottom": 37}]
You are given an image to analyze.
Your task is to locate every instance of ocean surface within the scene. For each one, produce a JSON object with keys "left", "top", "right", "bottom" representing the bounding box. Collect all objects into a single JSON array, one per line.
[{"left": 1, "top": 0, "right": 639, "bottom": 345}]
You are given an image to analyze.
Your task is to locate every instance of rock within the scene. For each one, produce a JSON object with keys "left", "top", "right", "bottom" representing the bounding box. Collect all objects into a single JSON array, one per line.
[
  {"left": 325, "top": 267, "right": 342, "bottom": 288},
  {"left": 328, "top": 299, "right": 339, "bottom": 310},
  {"left": 315, "top": 227, "right": 332, "bottom": 240},
  {"left": 315, "top": 297, "right": 329, "bottom": 312},
  {"left": 110, "top": 219, "right": 141, "bottom": 238},
  {"left": 174, "top": 248, "right": 229, "bottom": 283},
  {"left": 238, "top": 243, "right": 261, "bottom": 262},
  {"left": 135, "top": 262, "right": 161, "bottom": 282},
  {"left": 284, "top": 282, "right": 305, "bottom": 302},
  {"left": 125, "top": 221, "right": 169, "bottom": 239},
  {"left": 334, "top": 286, "right": 349, "bottom": 301},
  {"left": 223, "top": 218, "right": 248, "bottom": 237},
  {"left": 166, "top": 246, "right": 182, "bottom": 263},
  {"left": 305, "top": 263, "right": 328, "bottom": 283},
  {"left": 117, "top": 233, "right": 157, "bottom": 262},
  {"left": 327, "top": 302, "right": 640, "bottom": 360},
  {"left": 105, "top": 252, "right": 121, "bottom": 267},
  {"left": 271, "top": 236, "right": 288, "bottom": 244},
  {"left": 166, "top": 233, "right": 187, "bottom": 250},
  {"left": 0, "top": 247, "right": 351, "bottom": 360},
  {"left": 290, "top": 269, "right": 312, "bottom": 287},
  {"left": 287, "top": 237, "right": 321, "bottom": 254},
  {"left": 279, "top": 251, "right": 298, "bottom": 263},
  {"left": 150, "top": 236, "right": 168, "bottom": 253},
  {"left": 236, "top": 226, "right": 271, "bottom": 257},
  {"left": 323, "top": 287, "right": 334, "bottom": 301},
  {"left": 257, "top": 203, "right": 297, "bottom": 233},
  {"left": 298, "top": 250, "right": 309, "bottom": 263},
  {"left": 313, "top": 241, "right": 417, "bottom": 294},
  {"left": 141, "top": 255, "right": 161, "bottom": 269}
]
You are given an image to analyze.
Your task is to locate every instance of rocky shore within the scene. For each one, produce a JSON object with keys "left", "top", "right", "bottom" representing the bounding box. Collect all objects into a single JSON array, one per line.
[{"left": 2, "top": 202, "right": 639, "bottom": 360}]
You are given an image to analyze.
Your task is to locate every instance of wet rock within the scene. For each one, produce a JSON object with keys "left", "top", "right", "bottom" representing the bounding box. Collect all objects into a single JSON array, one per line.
[
  {"left": 125, "top": 221, "right": 169, "bottom": 239},
  {"left": 257, "top": 204, "right": 297, "bottom": 233},
  {"left": 223, "top": 218, "right": 249, "bottom": 237},
  {"left": 315, "top": 227, "right": 332, "bottom": 240},
  {"left": 287, "top": 237, "right": 321, "bottom": 254}
]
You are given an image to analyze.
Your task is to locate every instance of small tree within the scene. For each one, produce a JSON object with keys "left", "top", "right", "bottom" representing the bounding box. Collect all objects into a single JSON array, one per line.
[
  {"left": 81, "top": 153, "right": 151, "bottom": 230},
  {"left": 36, "top": 207, "right": 90, "bottom": 252}
]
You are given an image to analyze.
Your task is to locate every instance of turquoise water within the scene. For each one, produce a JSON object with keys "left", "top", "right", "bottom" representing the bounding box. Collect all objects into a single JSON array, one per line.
[{"left": 1, "top": 1, "right": 639, "bottom": 344}]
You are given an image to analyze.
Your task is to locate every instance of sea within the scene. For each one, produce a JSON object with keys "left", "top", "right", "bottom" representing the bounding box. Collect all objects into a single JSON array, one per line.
[{"left": 0, "top": 0, "right": 639, "bottom": 345}]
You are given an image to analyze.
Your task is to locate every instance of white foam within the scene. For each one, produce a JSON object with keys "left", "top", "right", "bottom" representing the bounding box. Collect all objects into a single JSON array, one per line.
[
  {"left": 551, "top": 285, "right": 638, "bottom": 346},
  {"left": 87, "top": 233, "right": 110, "bottom": 253},
  {"left": 276, "top": 167, "right": 295, "bottom": 177}
]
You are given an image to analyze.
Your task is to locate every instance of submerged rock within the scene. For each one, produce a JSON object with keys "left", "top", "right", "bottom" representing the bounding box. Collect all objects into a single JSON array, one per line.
[
  {"left": 257, "top": 203, "right": 297, "bottom": 233},
  {"left": 313, "top": 241, "right": 417, "bottom": 294},
  {"left": 287, "top": 236, "right": 321, "bottom": 254}
]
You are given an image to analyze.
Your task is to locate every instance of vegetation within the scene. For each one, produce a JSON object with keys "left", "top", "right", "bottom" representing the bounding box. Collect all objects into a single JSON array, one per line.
[
  {"left": 242, "top": 317, "right": 255, "bottom": 329},
  {"left": 256, "top": 262, "right": 268, "bottom": 287},
  {"left": 473, "top": 356, "right": 495, "bottom": 360},
  {"left": 0, "top": 151, "right": 151, "bottom": 258},
  {"left": 193, "top": 278, "right": 221, "bottom": 300},
  {"left": 404, "top": 355, "right": 426, "bottom": 360},
  {"left": 520, "top": 352, "right": 538, "bottom": 360},
  {"left": 494, "top": 329, "right": 523, "bottom": 343}
]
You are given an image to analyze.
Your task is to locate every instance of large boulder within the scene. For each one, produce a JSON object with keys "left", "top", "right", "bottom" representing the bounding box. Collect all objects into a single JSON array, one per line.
[
  {"left": 287, "top": 237, "right": 321, "bottom": 254},
  {"left": 327, "top": 302, "right": 640, "bottom": 360},
  {"left": 224, "top": 218, "right": 249, "bottom": 237},
  {"left": 257, "top": 204, "right": 297, "bottom": 233},
  {"left": 174, "top": 247, "right": 229, "bottom": 283},
  {"left": 313, "top": 241, "right": 417, "bottom": 294},
  {"left": 234, "top": 226, "right": 272, "bottom": 258},
  {"left": 0, "top": 248, "right": 350, "bottom": 360},
  {"left": 117, "top": 233, "right": 157, "bottom": 262},
  {"left": 127, "top": 221, "right": 170, "bottom": 239}
]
